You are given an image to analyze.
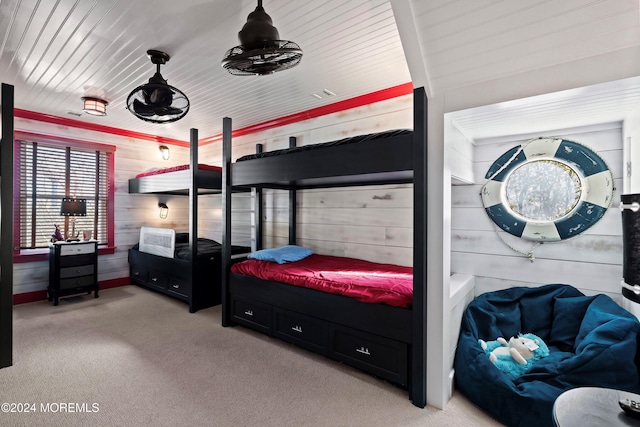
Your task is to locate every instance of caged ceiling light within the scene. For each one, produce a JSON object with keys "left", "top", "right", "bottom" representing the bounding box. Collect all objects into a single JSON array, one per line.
[
  {"left": 222, "top": 0, "right": 303, "bottom": 76},
  {"left": 82, "top": 97, "right": 108, "bottom": 116}
]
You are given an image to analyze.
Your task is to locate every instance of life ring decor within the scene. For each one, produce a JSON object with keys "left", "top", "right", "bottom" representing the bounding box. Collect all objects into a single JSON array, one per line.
[{"left": 481, "top": 137, "right": 614, "bottom": 242}]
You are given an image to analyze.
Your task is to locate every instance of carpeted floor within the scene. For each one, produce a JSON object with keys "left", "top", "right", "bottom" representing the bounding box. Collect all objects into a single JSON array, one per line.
[{"left": 0, "top": 286, "right": 504, "bottom": 426}]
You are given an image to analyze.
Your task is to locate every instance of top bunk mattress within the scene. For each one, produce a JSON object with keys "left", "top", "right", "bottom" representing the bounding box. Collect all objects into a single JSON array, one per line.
[
  {"left": 135, "top": 163, "right": 221, "bottom": 178},
  {"left": 236, "top": 129, "right": 411, "bottom": 162},
  {"left": 231, "top": 253, "right": 413, "bottom": 308}
]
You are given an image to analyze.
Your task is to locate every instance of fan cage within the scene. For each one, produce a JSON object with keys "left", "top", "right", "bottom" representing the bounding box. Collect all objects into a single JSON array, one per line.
[
  {"left": 125, "top": 83, "right": 190, "bottom": 124},
  {"left": 222, "top": 40, "right": 303, "bottom": 76}
]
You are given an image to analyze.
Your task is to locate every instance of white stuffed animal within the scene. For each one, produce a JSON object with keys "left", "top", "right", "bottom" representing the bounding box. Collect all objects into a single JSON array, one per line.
[{"left": 479, "top": 335, "right": 540, "bottom": 365}]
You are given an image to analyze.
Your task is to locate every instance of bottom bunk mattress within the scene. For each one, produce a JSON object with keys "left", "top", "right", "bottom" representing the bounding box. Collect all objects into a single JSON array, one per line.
[{"left": 230, "top": 254, "right": 413, "bottom": 308}]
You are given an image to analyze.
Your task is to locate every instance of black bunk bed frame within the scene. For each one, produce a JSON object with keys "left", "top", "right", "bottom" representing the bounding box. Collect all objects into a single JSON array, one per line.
[
  {"left": 221, "top": 87, "right": 428, "bottom": 408},
  {"left": 128, "top": 129, "right": 241, "bottom": 313}
]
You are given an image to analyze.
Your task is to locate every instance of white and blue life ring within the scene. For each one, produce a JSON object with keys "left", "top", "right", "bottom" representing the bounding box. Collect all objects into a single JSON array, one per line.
[{"left": 481, "top": 137, "right": 614, "bottom": 242}]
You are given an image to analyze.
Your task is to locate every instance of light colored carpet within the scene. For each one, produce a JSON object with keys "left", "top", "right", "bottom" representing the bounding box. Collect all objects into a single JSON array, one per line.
[{"left": 0, "top": 286, "right": 505, "bottom": 427}]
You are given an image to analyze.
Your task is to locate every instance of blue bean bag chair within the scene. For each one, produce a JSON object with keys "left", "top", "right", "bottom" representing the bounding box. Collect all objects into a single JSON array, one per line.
[{"left": 454, "top": 284, "right": 640, "bottom": 427}]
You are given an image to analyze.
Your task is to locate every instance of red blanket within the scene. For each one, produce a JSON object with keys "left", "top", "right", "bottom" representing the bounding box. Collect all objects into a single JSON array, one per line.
[
  {"left": 231, "top": 254, "right": 413, "bottom": 308},
  {"left": 135, "top": 164, "right": 221, "bottom": 178}
]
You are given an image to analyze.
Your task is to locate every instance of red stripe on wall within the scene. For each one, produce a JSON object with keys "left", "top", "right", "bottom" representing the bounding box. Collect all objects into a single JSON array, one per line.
[
  {"left": 13, "top": 83, "right": 413, "bottom": 147},
  {"left": 199, "top": 82, "right": 414, "bottom": 145},
  {"left": 13, "top": 277, "right": 130, "bottom": 305},
  {"left": 14, "top": 109, "right": 190, "bottom": 147}
]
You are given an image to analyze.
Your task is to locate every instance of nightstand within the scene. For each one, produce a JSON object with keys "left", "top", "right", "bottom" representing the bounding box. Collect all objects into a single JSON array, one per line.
[{"left": 48, "top": 241, "right": 99, "bottom": 306}]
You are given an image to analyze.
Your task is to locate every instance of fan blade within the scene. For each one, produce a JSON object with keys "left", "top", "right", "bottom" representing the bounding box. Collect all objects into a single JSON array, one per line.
[
  {"left": 154, "top": 106, "right": 184, "bottom": 116},
  {"left": 132, "top": 99, "right": 156, "bottom": 117}
]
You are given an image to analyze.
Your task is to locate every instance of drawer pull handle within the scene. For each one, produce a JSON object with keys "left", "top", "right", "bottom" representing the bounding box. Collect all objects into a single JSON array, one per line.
[
  {"left": 133, "top": 272, "right": 140, "bottom": 276},
  {"left": 172, "top": 284, "right": 179, "bottom": 289},
  {"left": 356, "top": 347, "right": 371, "bottom": 356},
  {"left": 244, "top": 310, "right": 254, "bottom": 316},
  {"left": 291, "top": 325, "right": 303, "bottom": 333},
  {"left": 151, "top": 277, "right": 158, "bottom": 282}
]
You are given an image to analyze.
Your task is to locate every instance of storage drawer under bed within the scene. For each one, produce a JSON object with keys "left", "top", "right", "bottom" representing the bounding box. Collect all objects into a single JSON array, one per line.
[
  {"left": 329, "top": 324, "right": 408, "bottom": 386},
  {"left": 273, "top": 307, "right": 329, "bottom": 355},
  {"left": 231, "top": 295, "right": 271, "bottom": 333}
]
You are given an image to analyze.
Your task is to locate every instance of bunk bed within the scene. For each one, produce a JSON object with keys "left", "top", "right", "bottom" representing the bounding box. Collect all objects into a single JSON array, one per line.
[
  {"left": 221, "top": 88, "right": 428, "bottom": 408},
  {"left": 128, "top": 128, "right": 250, "bottom": 313}
]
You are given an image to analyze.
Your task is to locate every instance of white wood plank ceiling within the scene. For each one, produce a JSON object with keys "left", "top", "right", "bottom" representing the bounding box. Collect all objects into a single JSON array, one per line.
[
  {"left": 0, "top": 0, "right": 410, "bottom": 141},
  {"left": 1, "top": 0, "right": 639, "bottom": 143}
]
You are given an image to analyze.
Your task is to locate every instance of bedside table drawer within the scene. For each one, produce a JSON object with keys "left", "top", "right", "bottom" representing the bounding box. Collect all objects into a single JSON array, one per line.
[
  {"left": 60, "top": 265, "right": 95, "bottom": 279},
  {"left": 231, "top": 296, "right": 271, "bottom": 333},
  {"left": 59, "top": 253, "right": 95, "bottom": 268},
  {"left": 59, "top": 243, "right": 96, "bottom": 256},
  {"left": 59, "top": 275, "right": 96, "bottom": 290},
  {"left": 329, "top": 325, "right": 408, "bottom": 386},
  {"left": 274, "top": 308, "right": 328, "bottom": 355}
]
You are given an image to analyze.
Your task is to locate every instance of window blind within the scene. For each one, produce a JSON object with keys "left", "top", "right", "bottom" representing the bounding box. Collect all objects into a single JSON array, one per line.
[{"left": 17, "top": 140, "right": 110, "bottom": 249}]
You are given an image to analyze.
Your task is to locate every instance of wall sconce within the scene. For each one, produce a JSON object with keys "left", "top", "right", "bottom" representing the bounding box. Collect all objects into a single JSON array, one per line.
[
  {"left": 82, "top": 97, "right": 108, "bottom": 116},
  {"left": 159, "top": 145, "right": 170, "bottom": 160},
  {"left": 158, "top": 202, "right": 168, "bottom": 219}
]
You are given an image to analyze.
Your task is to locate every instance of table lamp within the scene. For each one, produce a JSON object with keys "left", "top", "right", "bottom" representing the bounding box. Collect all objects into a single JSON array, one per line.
[{"left": 60, "top": 197, "right": 86, "bottom": 241}]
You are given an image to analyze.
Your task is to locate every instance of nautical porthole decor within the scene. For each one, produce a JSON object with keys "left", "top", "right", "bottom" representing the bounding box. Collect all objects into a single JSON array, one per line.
[{"left": 481, "top": 137, "right": 614, "bottom": 243}]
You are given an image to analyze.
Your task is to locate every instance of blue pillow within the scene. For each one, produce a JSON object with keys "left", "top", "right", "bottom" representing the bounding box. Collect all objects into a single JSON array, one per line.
[{"left": 247, "top": 245, "right": 313, "bottom": 264}]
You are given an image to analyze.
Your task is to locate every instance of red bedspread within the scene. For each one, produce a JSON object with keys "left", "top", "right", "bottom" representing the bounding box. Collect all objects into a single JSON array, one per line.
[
  {"left": 135, "top": 164, "right": 221, "bottom": 178},
  {"left": 231, "top": 254, "right": 413, "bottom": 308}
]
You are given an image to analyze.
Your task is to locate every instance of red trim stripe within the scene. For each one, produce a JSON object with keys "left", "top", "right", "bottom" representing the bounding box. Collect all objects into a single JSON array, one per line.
[
  {"left": 200, "top": 82, "right": 413, "bottom": 145},
  {"left": 14, "top": 109, "right": 190, "bottom": 147},
  {"left": 13, "top": 83, "right": 413, "bottom": 147}
]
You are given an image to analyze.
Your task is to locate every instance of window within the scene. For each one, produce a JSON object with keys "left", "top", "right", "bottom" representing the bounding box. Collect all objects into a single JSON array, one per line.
[{"left": 15, "top": 133, "right": 115, "bottom": 251}]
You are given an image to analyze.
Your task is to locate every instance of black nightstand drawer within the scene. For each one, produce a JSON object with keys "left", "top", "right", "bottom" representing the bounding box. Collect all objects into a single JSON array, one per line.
[
  {"left": 60, "top": 265, "right": 95, "bottom": 279},
  {"left": 329, "top": 325, "right": 408, "bottom": 386},
  {"left": 147, "top": 270, "right": 167, "bottom": 291},
  {"left": 231, "top": 296, "right": 271, "bottom": 333},
  {"left": 59, "top": 253, "right": 95, "bottom": 268},
  {"left": 59, "top": 275, "right": 96, "bottom": 290},
  {"left": 167, "top": 278, "right": 190, "bottom": 299},
  {"left": 274, "top": 308, "right": 328, "bottom": 355}
]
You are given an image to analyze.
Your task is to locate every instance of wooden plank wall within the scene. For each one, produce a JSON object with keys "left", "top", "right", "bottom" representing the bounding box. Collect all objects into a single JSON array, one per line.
[
  {"left": 451, "top": 123, "right": 624, "bottom": 302},
  {"left": 11, "top": 118, "right": 249, "bottom": 296},
  {"left": 202, "top": 95, "right": 416, "bottom": 266}
]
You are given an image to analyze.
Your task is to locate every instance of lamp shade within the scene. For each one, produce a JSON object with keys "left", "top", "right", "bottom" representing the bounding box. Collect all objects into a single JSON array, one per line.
[
  {"left": 82, "top": 97, "right": 108, "bottom": 116},
  {"left": 60, "top": 198, "right": 87, "bottom": 216},
  {"left": 621, "top": 193, "right": 640, "bottom": 303}
]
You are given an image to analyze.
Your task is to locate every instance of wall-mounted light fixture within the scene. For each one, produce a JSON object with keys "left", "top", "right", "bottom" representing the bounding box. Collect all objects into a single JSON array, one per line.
[
  {"left": 158, "top": 202, "right": 168, "bottom": 219},
  {"left": 159, "top": 145, "right": 170, "bottom": 160},
  {"left": 82, "top": 97, "right": 108, "bottom": 116}
]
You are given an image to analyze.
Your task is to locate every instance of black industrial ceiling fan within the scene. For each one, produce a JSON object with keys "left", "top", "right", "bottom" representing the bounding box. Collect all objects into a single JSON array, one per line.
[
  {"left": 126, "top": 50, "right": 189, "bottom": 123},
  {"left": 222, "top": 0, "right": 303, "bottom": 76}
]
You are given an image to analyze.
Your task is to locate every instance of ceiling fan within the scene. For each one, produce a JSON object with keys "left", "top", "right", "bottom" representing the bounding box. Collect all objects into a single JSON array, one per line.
[
  {"left": 126, "top": 50, "right": 189, "bottom": 123},
  {"left": 222, "top": 0, "right": 303, "bottom": 76}
]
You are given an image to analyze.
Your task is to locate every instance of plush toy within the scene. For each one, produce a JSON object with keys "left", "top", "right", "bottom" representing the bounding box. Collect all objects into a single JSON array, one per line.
[
  {"left": 50, "top": 224, "right": 64, "bottom": 242},
  {"left": 478, "top": 333, "right": 550, "bottom": 380}
]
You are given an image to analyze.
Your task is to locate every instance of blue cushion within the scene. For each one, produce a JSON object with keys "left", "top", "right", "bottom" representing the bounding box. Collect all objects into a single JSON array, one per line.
[
  {"left": 454, "top": 284, "right": 640, "bottom": 427},
  {"left": 247, "top": 245, "right": 312, "bottom": 264}
]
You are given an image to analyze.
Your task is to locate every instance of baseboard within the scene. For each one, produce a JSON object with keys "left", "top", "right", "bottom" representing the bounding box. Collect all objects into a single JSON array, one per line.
[{"left": 13, "top": 277, "right": 130, "bottom": 305}]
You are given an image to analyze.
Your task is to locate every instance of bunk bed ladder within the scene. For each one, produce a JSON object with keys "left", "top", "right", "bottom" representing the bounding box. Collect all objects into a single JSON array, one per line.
[{"left": 411, "top": 87, "right": 428, "bottom": 408}]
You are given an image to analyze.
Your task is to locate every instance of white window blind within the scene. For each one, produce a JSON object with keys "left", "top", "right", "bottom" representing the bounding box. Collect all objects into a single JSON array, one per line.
[{"left": 17, "top": 140, "right": 111, "bottom": 249}]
